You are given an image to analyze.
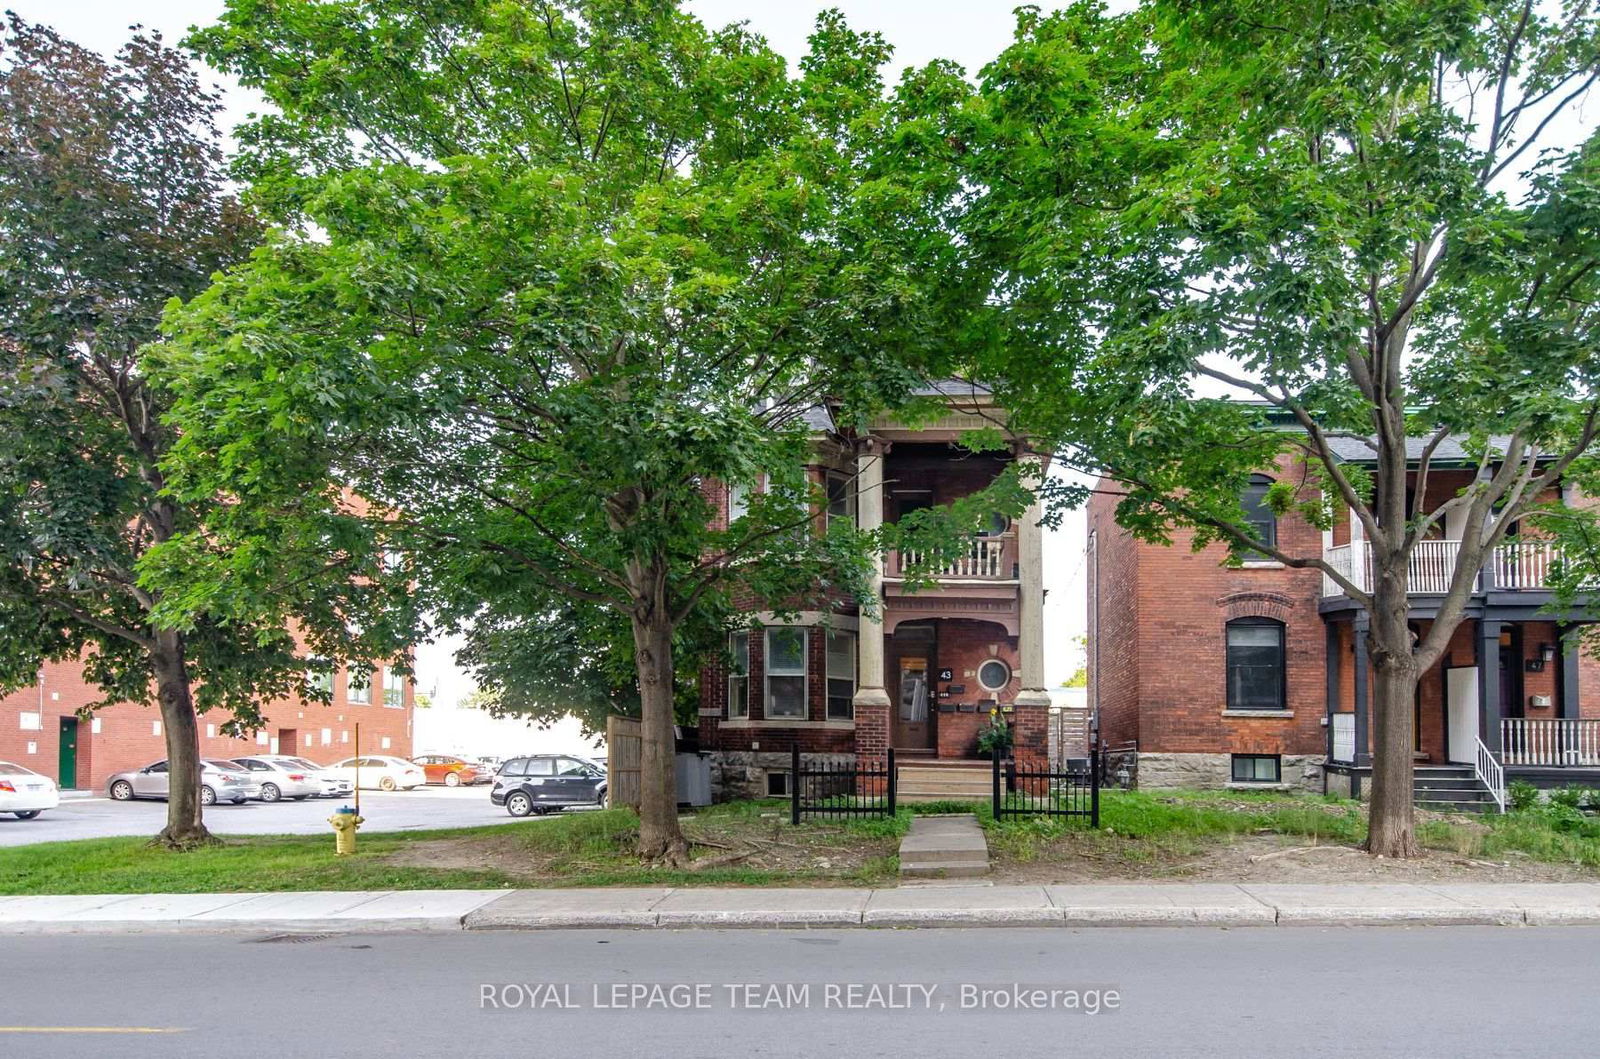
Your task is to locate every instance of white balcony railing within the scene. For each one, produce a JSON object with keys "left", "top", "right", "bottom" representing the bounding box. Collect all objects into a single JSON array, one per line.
[
  {"left": 1321, "top": 540, "right": 1562, "bottom": 598},
  {"left": 1330, "top": 713, "right": 1356, "bottom": 764},
  {"left": 1501, "top": 718, "right": 1600, "bottom": 767},
  {"left": 894, "top": 535, "right": 1013, "bottom": 580},
  {"left": 1493, "top": 540, "right": 1561, "bottom": 590}
]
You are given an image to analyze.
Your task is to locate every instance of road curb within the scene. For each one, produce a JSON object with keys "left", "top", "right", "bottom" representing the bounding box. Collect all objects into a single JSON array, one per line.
[{"left": 4, "top": 884, "right": 1599, "bottom": 933}]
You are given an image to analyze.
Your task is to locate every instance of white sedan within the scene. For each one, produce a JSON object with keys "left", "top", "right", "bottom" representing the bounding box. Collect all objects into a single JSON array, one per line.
[
  {"left": 0, "top": 760, "right": 61, "bottom": 819},
  {"left": 323, "top": 755, "right": 425, "bottom": 791}
]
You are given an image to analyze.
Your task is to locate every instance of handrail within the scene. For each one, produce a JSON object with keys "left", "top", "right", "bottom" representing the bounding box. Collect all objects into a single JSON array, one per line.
[{"left": 1474, "top": 738, "right": 1506, "bottom": 814}]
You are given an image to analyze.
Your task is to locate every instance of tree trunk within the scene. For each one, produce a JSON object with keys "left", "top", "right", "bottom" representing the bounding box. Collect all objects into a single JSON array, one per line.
[
  {"left": 150, "top": 628, "right": 214, "bottom": 849},
  {"left": 629, "top": 604, "right": 687, "bottom": 867},
  {"left": 1364, "top": 569, "right": 1421, "bottom": 858}
]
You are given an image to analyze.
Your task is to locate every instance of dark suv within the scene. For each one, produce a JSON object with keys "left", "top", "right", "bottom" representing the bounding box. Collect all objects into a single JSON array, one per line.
[{"left": 491, "top": 755, "right": 607, "bottom": 816}]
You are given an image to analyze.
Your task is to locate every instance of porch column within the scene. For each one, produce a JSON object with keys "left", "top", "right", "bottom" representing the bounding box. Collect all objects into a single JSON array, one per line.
[
  {"left": 1559, "top": 622, "right": 1580, "bottom": 720},
  {"left": 852, "top": 438, "right": 891, "bottom": 762},
  {"left": 1325, "top": 622, "right": 1340, "bottom": 762},
  {"left": 1478, "top": 619, "right": 1503, "bottom": 753},
  {"left": 1013, "top": 451, "right": 1050, "bottom": 761},
  {"left": 1353, "top": 616, "right": 1371, "bottom": 766}
]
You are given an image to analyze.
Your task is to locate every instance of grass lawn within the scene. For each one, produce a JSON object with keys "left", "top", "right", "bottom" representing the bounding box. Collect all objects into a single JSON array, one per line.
[
  {"left": 981, "top": 789, "right": 1600, "bottom": 881},
  {"left": 8, "top": 790, "right": 1600, "bottom": 896},
  {"left": 0, "top": 801, "right": 904, "bottom": 896}
]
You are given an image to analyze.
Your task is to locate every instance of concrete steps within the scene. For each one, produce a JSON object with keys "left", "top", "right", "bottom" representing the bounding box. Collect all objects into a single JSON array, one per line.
[
  {"left": 897, "top": 764, "right": 989, "bottom": 804},
  {"left": 1414, "top": 765, "right": 1495, "bottom": 813},
  {"left": 898, "top": 814, "right": 990, "bottom": 879}
]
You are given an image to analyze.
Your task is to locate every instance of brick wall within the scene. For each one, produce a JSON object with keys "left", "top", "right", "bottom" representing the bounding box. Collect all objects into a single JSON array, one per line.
[
  {"left": 1088, "top": 481, "right": 1141, "bottom": 747},
  {"left": 1089, "top": 461, "right": 1328, "bottom": 760},
  {"left": 0, "top": 659, "right": 414, "bottom": 790}
]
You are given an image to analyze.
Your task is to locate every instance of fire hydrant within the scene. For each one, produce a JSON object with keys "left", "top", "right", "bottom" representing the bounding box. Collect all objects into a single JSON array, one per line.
[{"left": 329, "top": 805, "right": 364, "bottom": 855}]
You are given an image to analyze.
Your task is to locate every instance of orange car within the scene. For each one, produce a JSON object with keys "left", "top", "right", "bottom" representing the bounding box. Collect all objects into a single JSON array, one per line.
[{"left": 412, "top": 755, "right": 489, "bottom": 787}]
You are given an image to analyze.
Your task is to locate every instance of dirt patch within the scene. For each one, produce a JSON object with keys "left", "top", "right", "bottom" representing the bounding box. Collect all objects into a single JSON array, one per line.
[
  {"left": 990, "top": 831, "right": 1597, "bottom": 886},
  {"left": 382, "top": 809, "right": 898, "bottom": 885}
]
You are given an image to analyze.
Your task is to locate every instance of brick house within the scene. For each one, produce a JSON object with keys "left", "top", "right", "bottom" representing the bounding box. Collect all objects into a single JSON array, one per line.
[
  {"left": 697, "top": 382, "right": 1055, "bottom": 800},
  {"left": 1088, "top": 435, "right": 1600, "bottom": 805},
  {"left": 0, "top": 657, "right": 414, "bottom": 791}
]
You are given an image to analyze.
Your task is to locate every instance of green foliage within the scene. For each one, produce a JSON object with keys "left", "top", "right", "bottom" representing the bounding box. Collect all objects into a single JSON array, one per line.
[
  {"left": 976, "top": 710, "right": 1013, "bottom": 757},
  {"left": 1508, "top": 779, "right": 1542, "bottom": 813},
  {"left": 0, "top": 17, "right": 402, "bottom": 738},
  {"left": 158, "top": 1, "right": 978, "bottom": 761}
]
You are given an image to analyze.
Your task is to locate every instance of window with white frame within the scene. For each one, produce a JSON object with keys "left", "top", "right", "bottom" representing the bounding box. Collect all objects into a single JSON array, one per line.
[
  {"left": 728, "top": 631, "right": 750, "bottom": 718},
  {"left": 826, "top": 472, "right": 856, "bottom": 530},
  {"left": 826, "top": 630, "right": 856, "bottom": 720},
  {"left": 383, "top": 666, "right": 405, "bottom": 708},
  {"left": 727, "top": 482, "right": 750, "bottom": 523},
  {"left": 307, "top": 658, "right": 334, "bottom": 698},
  {"left": 764, "top": 627, "right": 808, "bottom": 719},
  {"left": 347, "top": 666, "right": 372, "bottom": 705}
]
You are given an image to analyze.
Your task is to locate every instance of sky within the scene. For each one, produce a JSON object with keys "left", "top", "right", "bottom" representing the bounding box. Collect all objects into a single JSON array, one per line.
[{"left": 18, "top": 0, "right": 1094, "bottom": 752}]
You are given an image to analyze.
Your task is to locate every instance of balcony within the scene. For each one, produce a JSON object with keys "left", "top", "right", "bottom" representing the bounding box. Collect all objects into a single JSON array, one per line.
[
  {"left": 888, "top": 534, "right": 1017, "bottom": 582},
  {"left": 1320, "top": 540, "right": 1563, "bottom": 599}
]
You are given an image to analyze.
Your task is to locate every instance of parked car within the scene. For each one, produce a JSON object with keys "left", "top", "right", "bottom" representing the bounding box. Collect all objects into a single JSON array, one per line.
[
  {"left": 491, "top": 755, "right": 608, "bottom": 816},
  {"left": 271, "top": 756, "right": 355, "bottom": 798},
  {"left": 0, "top": 760, "right": 59, "bottom": 819},
  {"left": 106, "top": 759, "right": 261, "bottom": 805},
  {"left": 228, "top": 756, "right": 324, "bottom": 802},
  {"left": 413, "top": 754, "right": 490, "bottom": 787},
  {"left": 323, "top": 755, "right": 425, "bottom": 791}
]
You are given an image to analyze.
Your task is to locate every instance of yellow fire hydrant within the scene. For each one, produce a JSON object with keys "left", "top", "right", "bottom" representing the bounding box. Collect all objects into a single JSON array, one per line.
[{"left": 329, "top": 805, "right": 364, "bottom": 855}]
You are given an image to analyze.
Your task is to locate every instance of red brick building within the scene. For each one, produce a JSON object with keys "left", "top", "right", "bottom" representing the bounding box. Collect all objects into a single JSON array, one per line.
[
  {"left": 697, "top": 383, "right": 1053, "bottom": 799},
  {"left": 1088, "top": 435, "right": 1600, "bottom": 803},
  {"left": 0, "top": 657, "right": 414, "bottom": 791}
]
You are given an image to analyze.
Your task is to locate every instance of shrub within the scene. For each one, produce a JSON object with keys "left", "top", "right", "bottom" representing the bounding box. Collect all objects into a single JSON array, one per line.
[
  {"left": 1507, "top": 780, "right": 1541, "bottom": 812},
  {"left": 1549, "top": 785, "right": 1588, "bottom": 810}
]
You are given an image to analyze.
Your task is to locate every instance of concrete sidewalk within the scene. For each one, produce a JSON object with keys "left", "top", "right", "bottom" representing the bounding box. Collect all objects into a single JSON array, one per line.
[{"left": 5, "top": 882, "right": 1600, "bottom": 934}]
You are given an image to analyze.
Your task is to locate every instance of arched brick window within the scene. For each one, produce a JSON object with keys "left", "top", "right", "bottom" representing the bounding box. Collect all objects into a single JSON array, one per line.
[{"left": 1226, "top": 616, "right": 1286, "bottom": 710}]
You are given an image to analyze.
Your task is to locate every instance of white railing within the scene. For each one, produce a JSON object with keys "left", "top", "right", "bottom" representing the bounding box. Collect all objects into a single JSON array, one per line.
[
  {"left": 1501, "top": 718, "right": 1600, "bottom": 767},
  {"left": 1475, "top": 737, "right": 1506, "bottom": 813},
  {"left": 1492, "top": 540, "right": 1560, "bottom": 590},
  {"left": 1330, "top": 713, "right": 1356, "bottom": 764},
  {"left": 895, "top": 535, "right": 1012, "bottom": 580},
  {"left": 1321, "top": 539, "right": 1568, "bottom": 598}
]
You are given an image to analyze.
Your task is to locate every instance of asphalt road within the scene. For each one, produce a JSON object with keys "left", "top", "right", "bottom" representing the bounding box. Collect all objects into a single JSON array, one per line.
[
  {"left": 0, "top": 787, "right": 568, "bottom": 846},
  {"left": 1, "top": 926, "right": 1595, "bottom": 1058}
]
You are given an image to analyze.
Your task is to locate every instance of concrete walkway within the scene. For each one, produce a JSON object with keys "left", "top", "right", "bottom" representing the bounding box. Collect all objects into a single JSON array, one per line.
[
  {"left": 898, "top": 814, "right": 989, "bottom": 878},
  {"left": 5, "top": 883, "right": 1600, "bottom": 933}
]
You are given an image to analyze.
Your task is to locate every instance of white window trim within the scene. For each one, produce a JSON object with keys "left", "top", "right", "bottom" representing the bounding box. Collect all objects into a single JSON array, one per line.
[
  {"left": 764, "top": 626, "right": 809, "bottom": 720},
  {"left": 347, "top": 666, "right": 373, "bottom": 705},
  {"left": 382, "top": 666, "right": 405, "bottom": 708},
  {"left": 728, "top": 631, "right": 750, "bottom": 719},
  {"left": 826, "top": 629, "right": 856, "bottom": 720},
  {"left": 826, "top": 471, "right": 856, "bottom": 529}
]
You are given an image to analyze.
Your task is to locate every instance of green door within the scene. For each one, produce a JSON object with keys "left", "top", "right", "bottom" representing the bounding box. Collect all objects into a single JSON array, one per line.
[{"left": 57, "top": 717, "right": 78, "bottom": 789}]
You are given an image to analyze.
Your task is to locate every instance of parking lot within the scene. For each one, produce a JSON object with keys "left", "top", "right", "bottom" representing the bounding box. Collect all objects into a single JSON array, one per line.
[{"left": 0, "top": 785, "right": 558, "bottom": 847}]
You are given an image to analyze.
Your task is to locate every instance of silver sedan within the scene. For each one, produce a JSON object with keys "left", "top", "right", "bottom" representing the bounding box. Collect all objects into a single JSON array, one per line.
[
  {"left": 106, "top": 759, "right": 261, "bottom": 806},
  {"left": 228, "top": 756, "right": 325, "bottom": 802}
]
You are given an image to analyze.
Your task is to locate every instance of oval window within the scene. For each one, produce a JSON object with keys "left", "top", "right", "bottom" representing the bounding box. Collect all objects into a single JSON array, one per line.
[{"left": 977, "top": 659, "right": 1012, "bottom": 692}]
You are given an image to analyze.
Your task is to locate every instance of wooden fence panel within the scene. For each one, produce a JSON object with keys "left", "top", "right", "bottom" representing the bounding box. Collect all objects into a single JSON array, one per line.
[{"left": 605, "top": 715, "right": 642, "bottom": 810}]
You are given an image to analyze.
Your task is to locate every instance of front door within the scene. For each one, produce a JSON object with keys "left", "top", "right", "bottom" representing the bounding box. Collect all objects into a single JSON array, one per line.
[
  {"left": 278, "top": 728, "right": 297, "bottom": 756},
  {"left": 894, "top": 656, "right": 934, "bottom": 750},
  {"left": 1500, "top": 642, "right": 1524, "bottom": 719},
  {"left": 57, "top": 717, "right": 78, "bottom": 789}
]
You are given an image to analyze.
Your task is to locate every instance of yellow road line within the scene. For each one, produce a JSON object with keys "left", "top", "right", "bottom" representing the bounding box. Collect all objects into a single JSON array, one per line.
[{"left": 0, "top": 1026, "right": 187, "bottom": 1034}]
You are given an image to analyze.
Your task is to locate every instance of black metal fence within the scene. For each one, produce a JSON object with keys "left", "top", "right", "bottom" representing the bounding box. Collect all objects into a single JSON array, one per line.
[
  {"left": 790, "top": 746, "right": 896, "bottom": 824},
  {"left": 992, "top": 749, "right": 1100, "bottom": 826}
]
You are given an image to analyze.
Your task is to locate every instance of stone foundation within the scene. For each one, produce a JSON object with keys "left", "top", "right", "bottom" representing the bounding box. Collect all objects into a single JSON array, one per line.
[
  {"left": 707, "top": 750, "right": 856, "bottom": 802},
  {"left": 1137, "top": 752, "right": 1324, "bottom": 793}
]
